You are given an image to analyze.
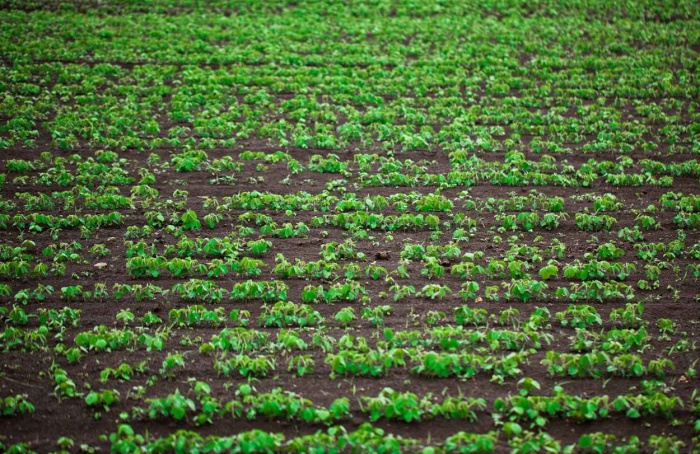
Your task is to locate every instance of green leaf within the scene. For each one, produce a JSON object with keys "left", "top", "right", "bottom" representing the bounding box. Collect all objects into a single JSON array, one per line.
[
  {"left": 539, "top": 264, "right": 559, "bottom": 280},
  {"left": 85, "top": 392, "right": 99, "bottom": 406},
  {"left": 578, "top": 435, "right": 592, "bottom": 448},
  {"left": 502, "top": 422, "right": 522, "bottom": 437},
  {"left": 171, "top": 405, "right": 186, "bottom": 420}
]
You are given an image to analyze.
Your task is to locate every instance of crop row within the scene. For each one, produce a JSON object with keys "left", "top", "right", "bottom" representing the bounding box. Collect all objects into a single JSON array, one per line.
[
  {"left": 0, "top": 299, "right": 679, "bottom": 336},
  {"left": 5, "top": 377, "right": 690, "bottom": 442},
  {"left": 5, "top": 153, "right": 700, "bottom": 196},
  {"left": 93, "top": 424, "right": 692, "bottom": 454},
  {"left": 77, "top": 381, "right": 684, "bottom": 426}
]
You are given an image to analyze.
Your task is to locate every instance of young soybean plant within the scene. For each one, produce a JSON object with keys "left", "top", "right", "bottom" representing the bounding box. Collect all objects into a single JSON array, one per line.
[{"left": 1, "top": 394, "right": 35, "bottom": 416}]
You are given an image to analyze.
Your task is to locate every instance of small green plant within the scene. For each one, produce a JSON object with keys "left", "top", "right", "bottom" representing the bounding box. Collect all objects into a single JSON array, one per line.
[
  {"left": 287, "top": 355, "right": 316, "bottom": 376},
  {"left": 334, "top": 307, "right": 356, "bottom": 326},
  {"left": 160, "top": 352, "right": 186, "bottom": 378},
  {"left": 1, "top": 394, "right": 35, "bottom": 416},
  {"left": 85, "top": 389, "right": 120, "bottom": 412},
  {"left": 146, "top": 389, "right": 195, "bottom": 421}
]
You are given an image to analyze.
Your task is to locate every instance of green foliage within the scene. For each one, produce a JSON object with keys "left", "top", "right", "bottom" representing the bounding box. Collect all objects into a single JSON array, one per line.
[
  {"left": 85, "top": 389, "right": 120, "bottom": 411},
  {"left": 214, "top": 354, "right": 276, "bottom": 378},
  {"left": 259, "top": 301, "right": 323, "bottom": 328},
  {"left": 147, "top": 389, "right": 195, "bottom": 421},
  {"left": 1, "top": 394, "right": 35, "bottom": 416},
  {"left": 1, "top": 0, "right": 699, "bottom": 447}
]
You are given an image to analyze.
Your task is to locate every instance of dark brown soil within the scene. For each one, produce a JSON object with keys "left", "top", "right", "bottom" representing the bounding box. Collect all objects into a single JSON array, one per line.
[
  {"left": 1, "top": 1, "right": 700, "bottom": 452},
  {"left": 1, "top": 144, "right": 698, "bottom": 452}
]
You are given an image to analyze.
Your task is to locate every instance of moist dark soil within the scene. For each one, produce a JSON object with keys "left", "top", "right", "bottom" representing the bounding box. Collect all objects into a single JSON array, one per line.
[
  {"left": 1, "top": 1, "right": 700, "bottom": 452},
  {"left": 1, "top": 145, "right": 698, "bottom": 452}
]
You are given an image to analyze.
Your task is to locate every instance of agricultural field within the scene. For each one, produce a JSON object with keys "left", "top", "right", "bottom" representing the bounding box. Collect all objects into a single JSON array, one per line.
[{"left": 1, "top": 0, "right": 700, "bottom": 452}]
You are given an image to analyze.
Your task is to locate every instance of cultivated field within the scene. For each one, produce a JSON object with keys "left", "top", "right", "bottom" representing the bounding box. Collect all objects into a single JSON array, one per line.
[{"left": 0, "top": 0, "right": 699, "bottom": 452}]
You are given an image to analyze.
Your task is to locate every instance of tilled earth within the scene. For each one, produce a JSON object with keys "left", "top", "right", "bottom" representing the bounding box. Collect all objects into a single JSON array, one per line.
[{"left": 1, "top": 0, "right": 699, "bottom": 452}]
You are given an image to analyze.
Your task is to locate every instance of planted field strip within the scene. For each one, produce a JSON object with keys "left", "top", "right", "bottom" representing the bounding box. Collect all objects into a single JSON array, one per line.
[{"left": 0, "top": 0, "right": 699, "bottom": 452}]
